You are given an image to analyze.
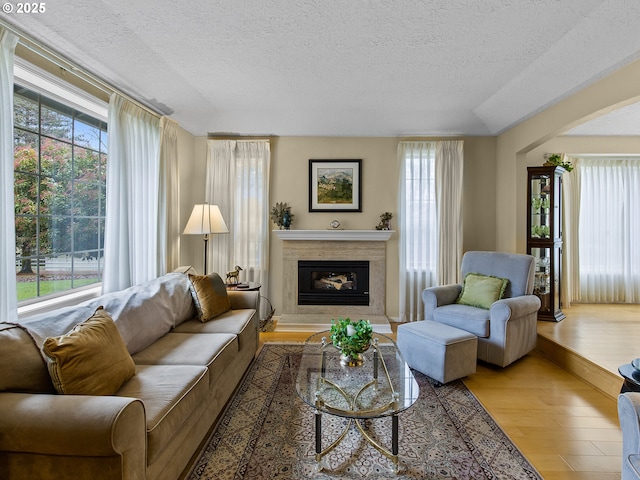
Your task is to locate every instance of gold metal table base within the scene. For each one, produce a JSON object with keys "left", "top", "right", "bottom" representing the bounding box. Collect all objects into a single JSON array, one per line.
[
  {"left": 314, "top": 410, "right": 400, "bottom": 474},
  {"left": 312, "top": 337, "right": 403, "bottom": 474}
]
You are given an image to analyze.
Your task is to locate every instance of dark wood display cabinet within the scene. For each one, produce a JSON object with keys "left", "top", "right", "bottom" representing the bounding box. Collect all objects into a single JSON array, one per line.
[{"left": 526, "top": 165, "right": 565, "bottom": 321}]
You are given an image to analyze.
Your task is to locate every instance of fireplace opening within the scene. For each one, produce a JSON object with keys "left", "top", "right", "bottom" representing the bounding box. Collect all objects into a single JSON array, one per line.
[{"left": 298, "top": 260, "right": 369, "bottom": 306}]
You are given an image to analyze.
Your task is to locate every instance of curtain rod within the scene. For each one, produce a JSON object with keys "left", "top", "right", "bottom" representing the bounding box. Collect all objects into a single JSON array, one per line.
[
  {"left": 207, "top": 134, "right": 277, "bottom": 141},
  {"left": 0, "top": 18, "right": 163, "bottom": 119}
]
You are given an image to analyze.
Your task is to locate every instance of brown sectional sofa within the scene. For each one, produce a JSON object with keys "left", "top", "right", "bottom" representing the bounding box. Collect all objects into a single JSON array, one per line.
[{"left": 0, "top": 272, "right": 259, "bottom": 480}]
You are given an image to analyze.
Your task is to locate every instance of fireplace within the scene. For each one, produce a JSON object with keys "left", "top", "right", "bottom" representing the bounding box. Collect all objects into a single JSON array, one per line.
[{"left": 298, "top": 260, "right": 369, "bottom": 306}]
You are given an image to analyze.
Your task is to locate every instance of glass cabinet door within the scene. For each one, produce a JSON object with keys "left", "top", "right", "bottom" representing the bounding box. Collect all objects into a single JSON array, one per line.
[
  {"left": 530, "top": 247, "right": 552, "bottom": 316},
  {"left": 529, "top": 173, "right": 551, "bottom": 240}
]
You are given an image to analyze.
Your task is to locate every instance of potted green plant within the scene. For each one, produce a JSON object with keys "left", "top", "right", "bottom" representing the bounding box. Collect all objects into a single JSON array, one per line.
[
  {"left": 330, "top": 317, "right": 373, "bottom": 366},
  {"left": 544, "top": 153, "right": 573, "bottom": 172}
]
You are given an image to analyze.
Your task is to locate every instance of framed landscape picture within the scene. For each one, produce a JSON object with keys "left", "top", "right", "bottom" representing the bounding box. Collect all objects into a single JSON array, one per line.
[{"left": 309, "top": 159, "right": 362, "bottom": 212}]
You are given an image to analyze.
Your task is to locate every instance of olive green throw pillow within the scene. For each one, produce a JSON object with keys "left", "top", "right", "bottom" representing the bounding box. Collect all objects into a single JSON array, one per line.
[
  {"left": 188, "top": 273, "right": 232, "bottom": 322},
  {"left": 456, "top": 273, "right": 509, "bottom": 310},
  {"left": 42, "top": 307, "right": 136, "bottom": 395}
]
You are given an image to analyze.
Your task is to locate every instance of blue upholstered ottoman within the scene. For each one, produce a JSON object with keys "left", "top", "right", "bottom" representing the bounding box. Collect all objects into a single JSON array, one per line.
[{"left": 397, "top": 320, "right": 477, "bottom": 384}]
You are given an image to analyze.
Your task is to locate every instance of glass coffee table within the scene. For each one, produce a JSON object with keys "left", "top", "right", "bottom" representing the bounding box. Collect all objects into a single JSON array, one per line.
[{"left": 294, "top": 331, "right": 419, "bottom": 473}]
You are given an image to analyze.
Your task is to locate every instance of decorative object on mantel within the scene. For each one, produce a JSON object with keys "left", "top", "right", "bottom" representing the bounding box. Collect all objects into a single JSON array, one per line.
[
  {"left": 543, "top": 153, "right": 573, "bottom": 172},
  {"left": 375, "top": 211, "right": 393, "bottom": 230},
  {"left": 329, "top": 219, "right": 342, "bottom": 229},
  {"left": 225, "top": 265, "right": 242, "bottom": 284},
  {"left": 309, "top": 159, "right": 362, "bottom": 212},
  {"left": 330, "top": 317, "right": 373, "bottom": 366},
  {"left": 270, "top": 202, "right": 294, "bottom": 229}
]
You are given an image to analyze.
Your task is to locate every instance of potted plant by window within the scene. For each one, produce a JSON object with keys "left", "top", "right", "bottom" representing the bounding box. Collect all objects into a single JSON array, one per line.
[{"left": 330, "top": 317, "right": 373, "bottom": 366}]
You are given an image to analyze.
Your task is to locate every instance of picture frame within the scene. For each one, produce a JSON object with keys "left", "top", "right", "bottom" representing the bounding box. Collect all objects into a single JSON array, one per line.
[{"left": 309, "top": 159, "right": 362, "bottom": 212}]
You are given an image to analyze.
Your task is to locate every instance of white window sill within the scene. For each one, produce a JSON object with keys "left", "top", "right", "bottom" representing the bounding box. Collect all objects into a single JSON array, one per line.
[{"left": 18, "top": 285, "right": 102, "bottom": 320}]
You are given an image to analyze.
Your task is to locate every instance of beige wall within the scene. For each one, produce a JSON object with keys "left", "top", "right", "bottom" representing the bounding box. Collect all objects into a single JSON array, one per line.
[
  {"left": 495, "top": 58, "right": 640, "bottom": 254},
  {"left": 177, "top": 128, "right": 201, "bottom": 269},
  {"left": 179, "top": 135, "right": 496, "bottom": 319}
]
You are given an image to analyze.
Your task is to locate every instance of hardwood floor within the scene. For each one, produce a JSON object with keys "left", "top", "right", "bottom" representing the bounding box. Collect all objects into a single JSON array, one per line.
[{"left": 261, "top": 304, "right": 640, "bottom": 479}]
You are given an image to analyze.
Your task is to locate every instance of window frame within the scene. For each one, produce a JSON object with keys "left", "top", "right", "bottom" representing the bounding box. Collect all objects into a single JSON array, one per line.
[{"left": 14, "top": 58, "right": 108, "bottom": 307}]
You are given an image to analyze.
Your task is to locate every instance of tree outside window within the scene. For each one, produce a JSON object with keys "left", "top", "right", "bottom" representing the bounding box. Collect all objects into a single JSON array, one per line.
[{"left": 14, "top": 85, "right": 107, "bottom": 301}]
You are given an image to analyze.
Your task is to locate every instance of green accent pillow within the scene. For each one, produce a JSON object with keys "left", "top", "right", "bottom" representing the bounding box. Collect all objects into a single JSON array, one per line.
[
  {"left": 42, "top": 307, "right": 136, "bottom": 395},
  {"left": 456, "top": 273, "right": 509, "bottom": 309},
  {"left": 188, "top": 273, "right": 232, "bottom": 322}
]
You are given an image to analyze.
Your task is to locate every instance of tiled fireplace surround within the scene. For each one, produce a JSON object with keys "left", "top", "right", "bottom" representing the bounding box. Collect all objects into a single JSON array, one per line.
[{"left": 274, "top": 230, "right": 393, "bottom": 332}]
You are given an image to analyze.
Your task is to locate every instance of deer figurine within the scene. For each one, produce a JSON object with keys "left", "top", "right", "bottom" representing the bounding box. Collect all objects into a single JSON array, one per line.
[{"left": 226, "top": 265, "right": 243, "bottom": 284}]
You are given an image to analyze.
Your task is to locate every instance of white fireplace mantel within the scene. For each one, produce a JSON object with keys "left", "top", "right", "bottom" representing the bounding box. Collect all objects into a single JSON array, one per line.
[{"left": 272, "top": 229, "right": 394, "bottom": 241}]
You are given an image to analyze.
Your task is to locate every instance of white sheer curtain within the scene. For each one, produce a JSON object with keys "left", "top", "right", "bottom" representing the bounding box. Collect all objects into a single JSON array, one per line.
[
  {"left": 561, "top": 157, "right": 580, "bottom": 308},
  {"left": 436, "top": 140, "right": 464, "bottom": 285},
  {"left": 574, "top": 156, "right": 640, "bottom": 303},
  {"left": 0, "top": 27, "right": 18, "bottom": 323},
  {"left": 102, "top": 94, "right": 161, "bottom": 293},
  {"left": 206, "top": 140, "right": 271, "bottom": 315},
  {"left": 205, "top": 140, "right": 234, "bottom": 274},
  {"left": 159, "top": 117, "right": 180, "bottom": 273},
  {"left": 397, "top": 142, "right": 437, "bottom": 322}
]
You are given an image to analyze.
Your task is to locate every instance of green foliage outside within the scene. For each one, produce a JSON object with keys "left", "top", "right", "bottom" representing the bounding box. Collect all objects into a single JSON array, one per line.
[
  {"left": 13, "top": 86, "right": 107, "bottom": 301},
  {"left": 17, "top": 278, "right": 100, "bottom": 301}
]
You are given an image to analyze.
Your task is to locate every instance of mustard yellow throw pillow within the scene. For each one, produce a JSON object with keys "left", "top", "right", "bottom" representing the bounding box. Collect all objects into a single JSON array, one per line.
[
  {"left": 188, "top": 273, "right": 232, "bottom": 322},
  {"left": 456, "top": 273, "right": 509, "bottom": 310},
  {"left": 43, "top": 307, "right": 136, "bottom": 395}
]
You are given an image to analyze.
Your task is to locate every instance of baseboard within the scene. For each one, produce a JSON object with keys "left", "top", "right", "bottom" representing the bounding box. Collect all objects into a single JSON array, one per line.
[{"left": 274, "top": 314, "right": 393, "bottom": 334}]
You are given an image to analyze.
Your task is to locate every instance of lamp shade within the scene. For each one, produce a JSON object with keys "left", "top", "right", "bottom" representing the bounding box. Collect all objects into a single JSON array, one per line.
[{"left": 183, "top": 204, "right": 229, "bottom": 235}]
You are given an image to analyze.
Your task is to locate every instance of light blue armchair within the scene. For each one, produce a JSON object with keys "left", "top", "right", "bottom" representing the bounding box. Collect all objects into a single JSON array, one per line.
[
  {"left": 619, "top": 392, "right": 640, "bottom": 479},
  {"left": 422, "top": 251, "right": 541, "bottom": 367}
]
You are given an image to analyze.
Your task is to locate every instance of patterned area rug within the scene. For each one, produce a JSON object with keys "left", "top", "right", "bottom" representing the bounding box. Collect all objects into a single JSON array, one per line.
[{"left": 186, "top": 343, "right": 542, "bottom": 479}]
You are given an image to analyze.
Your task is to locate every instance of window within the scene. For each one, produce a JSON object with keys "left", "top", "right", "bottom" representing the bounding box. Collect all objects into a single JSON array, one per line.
[
  {"left": 397, "top": 141, "right": 438, "bottom": 322},
  {"left": 401, "top": 142, "right": 437, "bottom": 273},
  {"left": 14, "top": 84, "right": 108, "bottom": 302},
  {"left": 576, "top": 156, "right": 640, "bottom": 302}
]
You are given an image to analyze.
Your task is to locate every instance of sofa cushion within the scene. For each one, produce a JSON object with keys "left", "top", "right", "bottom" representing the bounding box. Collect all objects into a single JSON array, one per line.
[
  {"left": 0, "top": 324, "right": 54, "bottom": 393},
  {"left": 457, "top": 272, "right": 508, "bottom": 309},
  {"left": 116, "top": 364, "right": 208, "bottom": 464},
  {"left": 188, "top": 273, "right": 232, "bottom": 322},
  {"left": 18, "top": 273, "right": 196, "bottom": 356},
  {"left": 173, "top": 308, "right": 256, "bottom": 352},
  {"left": 92, "top": 273, "right": 196, "bottom": 353},
  {"left": 132, "top": 332, "right": 238, "bottom": 387},
  {"left": 434, "top": 304, "right": 490, "bottom": 338},
  {"left": 174, "top": 309, "right": 254, "bottom": 336},
  {"left": 42, "top": 307, "right": 136, "bottom": 395}
]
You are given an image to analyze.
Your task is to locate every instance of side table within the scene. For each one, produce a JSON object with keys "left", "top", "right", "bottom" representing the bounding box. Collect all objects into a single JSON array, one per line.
[
  {"left": 225, "top": 282, "right": 261, "bottom": 292},
  {"left": 618, "top": 363, "right": 640, "bottom": 393}
]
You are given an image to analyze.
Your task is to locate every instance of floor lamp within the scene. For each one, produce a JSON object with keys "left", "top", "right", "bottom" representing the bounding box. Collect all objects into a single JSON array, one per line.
[{"left": 183, "top": 203, "right": 229, "bottom": 275}]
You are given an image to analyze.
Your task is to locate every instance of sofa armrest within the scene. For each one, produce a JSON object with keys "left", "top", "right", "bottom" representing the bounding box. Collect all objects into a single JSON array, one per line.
[
  {"left": 489, "top": 295, "right": 541, "bottom": 324},
  {"left": 228, "top": 290, "right": 260, "bottom": 310},
  {"left": 0, "top": 392, "right": 146, "bottom": 463},
  {"left": 619, "top": 393, "right": 640, "bottom": 480},
  {"left": 422, "top": 285, "right": 462, "bottom": 320}
]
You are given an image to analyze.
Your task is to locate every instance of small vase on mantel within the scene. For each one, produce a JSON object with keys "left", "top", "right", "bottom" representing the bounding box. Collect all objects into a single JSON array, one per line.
[{"left": 282, "top": 211, "right": 291, "bottom": 230}]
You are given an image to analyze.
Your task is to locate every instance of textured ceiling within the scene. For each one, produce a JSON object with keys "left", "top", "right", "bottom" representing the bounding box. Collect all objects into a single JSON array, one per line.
[{"left": 5, "top": 0, "right": 640, "bottom": 137}]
